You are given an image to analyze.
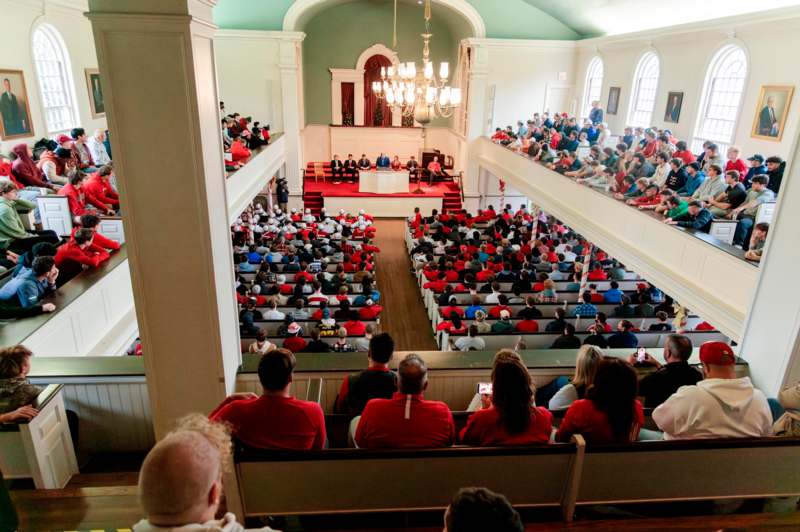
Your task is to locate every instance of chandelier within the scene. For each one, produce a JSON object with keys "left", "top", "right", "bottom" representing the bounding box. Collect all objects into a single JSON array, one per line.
[{"left": 371, "top": 0, "right": 462, "bottom": 125}]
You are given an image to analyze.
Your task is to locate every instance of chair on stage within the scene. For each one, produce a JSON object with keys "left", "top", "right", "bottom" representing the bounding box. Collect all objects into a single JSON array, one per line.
[{"left": 314, "top": 162, "right": 326, "bottom": 183}]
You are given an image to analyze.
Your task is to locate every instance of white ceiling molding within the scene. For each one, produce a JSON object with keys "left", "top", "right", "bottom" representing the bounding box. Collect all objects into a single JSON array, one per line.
[
  {"left": 464, "top": 38, "right": 577, "bottom": 50},
  {"left": 214, "top": 29, "right": 306, "bottom": 41}
]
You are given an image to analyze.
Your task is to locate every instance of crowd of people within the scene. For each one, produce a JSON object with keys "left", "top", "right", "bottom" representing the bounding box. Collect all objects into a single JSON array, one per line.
[
  {"left": 220, "top": 101, "right": 271, "bottom": 173},
  {"left": 493, "top": 107, "right": 783, "bottom": 260},
  {"left": 0, "top": 127, "right": 121, "bottom": 320},
  {"left": 407, "top": 205, "right": 715, "bottom": 351},
  {"left": 232, "top": 202, "right": 382, "bottom": 354}
]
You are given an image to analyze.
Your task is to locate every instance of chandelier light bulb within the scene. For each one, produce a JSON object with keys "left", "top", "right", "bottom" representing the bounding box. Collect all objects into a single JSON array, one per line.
[
  {"left": 387, "top": 66, "right": 395, "bottom": 77},
  {"left": 439, "top": 62, "right": 449, "bottom": 79},
  {"left": 380, "top": 66, "right": 386, "bottom": 79},
  {"left": 408, "top": 62, "right": 416, "bottom": 78},
  {"left": 386, "top": 89, "right": 395, "bottom": 104},
  {"left": 440, "top": 86, "right": 450, "bottom": 106},
  {"left": 424, "top": 61, "right": 433, "bottom": 80}
]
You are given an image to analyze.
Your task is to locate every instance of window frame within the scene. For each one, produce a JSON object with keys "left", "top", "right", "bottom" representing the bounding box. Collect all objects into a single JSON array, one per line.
[
  {"left": 31, "top": 22, "right": 80, "bottom": 136},
  {"left": 690, "top": 43, "right": 749, "bottom": 154},
  {"left": 582, "top": 56, "right": 604, "bottom": 120},
  {"left": 626, "top": 50, "right": 661, "bottom": 128}
]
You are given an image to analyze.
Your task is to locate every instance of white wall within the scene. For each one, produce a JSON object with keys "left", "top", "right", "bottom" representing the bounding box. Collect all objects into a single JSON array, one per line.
[
  {"left": 0, "top": 0, "right": 106, "bottom": 154},
  {"left": 574, "top": 13, "right": 800, "bottom": 159},
  {"left": 214, "top": 30, "right": 284, "bottom": 134},
  {"left": 483, "top": 41, "right": 578, "bottom": 132}
]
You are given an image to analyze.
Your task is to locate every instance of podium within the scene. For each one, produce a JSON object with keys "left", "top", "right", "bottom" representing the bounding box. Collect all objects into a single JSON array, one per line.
[{"left": 359, "top": 170, "right": 409, "bottom": 194}]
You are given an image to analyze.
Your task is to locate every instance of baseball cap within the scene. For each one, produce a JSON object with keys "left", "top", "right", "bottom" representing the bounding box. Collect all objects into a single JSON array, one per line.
[
  {"left": 500, "top": 309, "right": 511, "bottom": 319},
  {"left": 765, "top": 156, "right": 784, "bottom": 164},
  {"left": 699, "top": 341, "right": 735, "bottom": 366},
  {"left": 747, "top": 154, "right": 765, "bottom": 163},
  {"left": 287, "top": 322, "right": 301, "bottom": 335},
  {"left": 56, "top": 134, "right": 73, "bottom": 145}
]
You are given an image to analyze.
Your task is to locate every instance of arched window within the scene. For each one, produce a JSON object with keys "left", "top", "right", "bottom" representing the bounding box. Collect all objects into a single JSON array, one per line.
[
  {"left": 691, "top": 44, "right": 748, "bottom": 153},
  {"left": 627, "top": 51, "right": 660, "bottom": 128},
  {"left": 32, "top": 24, "right": 79, "bottom": 134},
  {"left": 582, "top": 56, "right": 604, "bottom": 119}
]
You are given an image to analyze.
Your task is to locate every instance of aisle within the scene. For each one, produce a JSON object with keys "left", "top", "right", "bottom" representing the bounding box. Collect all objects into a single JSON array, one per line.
[{"left": 371, "top": 219, "right": 439, "bottom": 352}]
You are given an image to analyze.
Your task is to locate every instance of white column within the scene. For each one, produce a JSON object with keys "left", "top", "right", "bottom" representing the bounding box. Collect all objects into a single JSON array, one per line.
[
  {"left": 278, "top": 35, "right": 306, "bottom": 209},
  {"left": 738, "top": 132, "right": 800, "bottom": 396},
  {"left": 87, "top": 0, "right": 240, "bottom": 437},
  {"left": 462, "top": 40, "right": 490, "bottom": 212}
]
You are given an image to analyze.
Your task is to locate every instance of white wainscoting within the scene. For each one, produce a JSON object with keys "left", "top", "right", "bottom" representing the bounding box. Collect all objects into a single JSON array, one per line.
[
  {"left": 330, "top": 127, "right": 424, "bottom": 161},
  {"left": 324, "top": 196, "right": 442, "bottom": 218},
  {"left": 24, "top": 259, "right": 137, "bottom": 356},
  {"left": 472, "top": 138, "right": 759, "bottom": 341},
  {"left": 226, "top": 134, "right": 286, "bottom": 223}
]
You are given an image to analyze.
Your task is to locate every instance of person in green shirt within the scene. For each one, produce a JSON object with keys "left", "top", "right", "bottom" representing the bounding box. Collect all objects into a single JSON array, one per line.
[
  {"left": 491, "top": 310, "right": 516, "bottom": 333},
  {"left": 664, "top": 195, "right": 689, "bottom": 219},
  {"left": 0, "top": 182, "right": 59, "bottom": 254}
]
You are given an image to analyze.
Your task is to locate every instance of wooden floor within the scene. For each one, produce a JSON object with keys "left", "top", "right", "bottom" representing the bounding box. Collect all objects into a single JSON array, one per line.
[{"left": 372, "top": 219, "right": 438, "bottom": 352}]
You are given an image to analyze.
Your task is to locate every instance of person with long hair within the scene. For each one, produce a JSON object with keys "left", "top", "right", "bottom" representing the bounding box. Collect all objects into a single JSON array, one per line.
[
  {"left": 460, "top": 350, "right": 553, "bottom": 446},
  {"left": 548, "top": 345, "right": 604, "bottom": 410},
  {"left": 555, "top": 357, "right": 643, "bottom": 444}
]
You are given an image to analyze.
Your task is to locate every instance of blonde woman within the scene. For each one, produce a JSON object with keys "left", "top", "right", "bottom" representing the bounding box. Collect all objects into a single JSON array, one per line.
[
  {"left": 548, "top": 345, "right": 604, "bottom": 410},
  {"left": 473, "top": 310, "right": 492, "bottom": 334}
]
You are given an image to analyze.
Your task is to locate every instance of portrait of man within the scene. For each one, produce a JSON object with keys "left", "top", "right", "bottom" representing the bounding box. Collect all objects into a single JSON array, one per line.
[
  {"left": 664, "top": 91, "right": 684, "bottom": 124},
  {"left": 0, "top": 70, "right": 34, "bottom": 139},
  {"left": 85, "top": 69, "right": 105, "bottom": 118},
  {"left": 752, "top": 85, "right": 794, "bottom": 141}
]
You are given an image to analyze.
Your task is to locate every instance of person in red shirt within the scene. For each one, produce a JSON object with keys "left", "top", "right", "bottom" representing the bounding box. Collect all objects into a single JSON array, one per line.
[
  {"left": 343, "top": 317, "right": 367, "bottom": 336},
  {"left": 460, "top": 350, "right": 552, "bottom": 446},
  {"left": 439, "top": 298, "right": 465, "bottom": 319},
  {"left": 229, "top": 133, "right": 251, "bottom": 161},
  {"left": 725, "top": 146, "right": 747, "bottom": 178},
  {"left": 75, "top": 214, "right": 121, "bottom": 253},
  {"left": 358, "top": 299, "right": 382, "bottom": 320},
  {"left": 586, "top": 264, "right": 608, "bottom": 282},
  {"left": 282, "top": 323, "right": 307, "bottom": 352},
  {"left": 491, "top": 128, "right": 510, "bottom": 142},
  {"left": 82, "top": 165, "right": 119, "bottom": 211},
  {"left": 672, "top": 141, "right": 696, "bottom": 166},
  {"left": 694, "top": 321, "right": 715, "bottom": 331},
  {"left": 423, "top": 273, "right": 448, "bottom": 293},
  {"left": 58, "top": 173, "right": 113, "bottom": 219},
  {"left": 515, "top": 317, "right": 539, "bottom": 333},
  {"left": 54, "top": 228, "right": 111, "bottom": 284},
  {"left": 355, "top": 353, "right": 455, "bottom": 448},
  {"left": 555, "top": 358, "right": 644, "bottom": 444},
  {"left": 209, "top": 348, "right": 326, "bottom": 450},
  {"left": 627, "top": 184, "right": 662, "bottom": 208},
  {"left": 436, "top": 313, "right": 467, "bottom": 334}
]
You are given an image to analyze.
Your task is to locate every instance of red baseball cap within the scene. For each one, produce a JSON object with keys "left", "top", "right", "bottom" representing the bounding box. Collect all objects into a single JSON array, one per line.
[
  {"left": 56, "top": 134, "right": 73, "bottom": 145},
  {"left": 699, "top": 341, "right": 735, "bottom": 366}
]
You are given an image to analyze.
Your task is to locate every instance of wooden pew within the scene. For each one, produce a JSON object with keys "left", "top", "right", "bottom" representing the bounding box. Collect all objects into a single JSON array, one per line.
[
  {"left": 440, "top": 330, "right": 728, "bottom": 350},
  {"left": 0, "top": 384, "right": 78, "bottom": 489}
]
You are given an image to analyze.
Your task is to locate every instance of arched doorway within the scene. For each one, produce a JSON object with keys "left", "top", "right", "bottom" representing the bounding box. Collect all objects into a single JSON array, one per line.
[{"left": 364, "top": 54, "right": 393, "bottom": 127}]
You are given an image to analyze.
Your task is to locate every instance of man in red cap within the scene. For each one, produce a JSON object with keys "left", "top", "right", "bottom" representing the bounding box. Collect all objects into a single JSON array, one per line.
[{"left": 652, "top": 341, "right": 772, "bottom": 440}]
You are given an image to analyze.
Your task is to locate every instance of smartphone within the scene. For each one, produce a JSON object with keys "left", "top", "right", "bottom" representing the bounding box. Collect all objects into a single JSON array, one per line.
[
  {"left": 478, "top": 382, "right": 493, "bottom": 395},
  {"left": 637, "top": 347, "right": 647, "bottom": 362}
]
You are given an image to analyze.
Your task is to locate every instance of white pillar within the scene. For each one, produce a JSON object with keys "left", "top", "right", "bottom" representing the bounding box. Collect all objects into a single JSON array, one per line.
[
  {"left": 738, "top": 131, "right": 800, "bottom": 396},
  {"left": 278, "top": 35, "right": 306, "bottom": 209},
  {"left": 462, "top": 40, "right": 489, "bottom": 212},
  {"left": 87, "top": 0, "right": 240, "bottom": 437}
]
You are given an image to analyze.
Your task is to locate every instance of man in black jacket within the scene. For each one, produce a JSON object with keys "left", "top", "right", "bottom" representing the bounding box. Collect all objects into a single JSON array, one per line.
[
  {"left": 665, "top": 201, "right": 713, "bottom": 233},
  {"left": 334, "top": 333, "right": 397, "bottom": 416},
  {"left": 631, "top": 334, "right": 702, "bottom": 408},
  {"left": 330, "top": 154, "right": 345, "bottom": 183},
  {"left": 344, "top": 153, "right": 358, "bottom": 183}
]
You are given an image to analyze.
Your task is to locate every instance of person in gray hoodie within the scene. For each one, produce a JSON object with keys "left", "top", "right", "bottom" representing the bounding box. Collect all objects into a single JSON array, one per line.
[
  {"left": 132, "top": 414, "right": 278, "bottom": 532},
  {"left": 653, "top": 341, "right": 772, "bottom": 440}
]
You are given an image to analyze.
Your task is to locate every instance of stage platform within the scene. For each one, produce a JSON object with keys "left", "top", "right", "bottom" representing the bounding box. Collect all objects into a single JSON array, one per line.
[{"left": 303, "top": 179, "right": 462, "bottom": 218}]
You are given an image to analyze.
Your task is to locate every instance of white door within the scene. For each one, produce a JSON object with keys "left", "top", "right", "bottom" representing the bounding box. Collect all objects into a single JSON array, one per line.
[{"left": 544, "top": 84, "right": 573, "bottom": 115}]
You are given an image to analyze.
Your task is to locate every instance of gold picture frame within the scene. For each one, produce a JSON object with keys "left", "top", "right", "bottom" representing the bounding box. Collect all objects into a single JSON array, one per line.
[
  {"left": 85, "top": 68, "right": 106, "bottom": 119},
  {"left": 0, "top": 69, "right": 35, "bottom": 140},
  {"left": 750, "top": 85, "right": 794, "bottom": 142}
]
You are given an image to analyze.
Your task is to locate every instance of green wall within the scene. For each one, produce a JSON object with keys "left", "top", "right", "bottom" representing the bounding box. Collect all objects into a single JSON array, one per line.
[{"left": 302, "top": 1, "right": 464, "bottom": 126}]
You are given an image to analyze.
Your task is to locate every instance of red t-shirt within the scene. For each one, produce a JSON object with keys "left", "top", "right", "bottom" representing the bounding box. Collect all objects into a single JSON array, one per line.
[
  {"left": 515, "top": 319, "right": 539, "bottom": 333},
  {"left": 726, "top": 158, "right": 748, "bottom": 178},
  {"left": 344, "top": 320, "right": 366, "bottom": 336},
  {"left": 555, "top": 398, "right": 644, "bottom": 445},
  {"left": 460, "top": 406, "right": 553, "bottom": 446},
  {"left": 355, "top": 392, "right": 455, "bottom": 448},
  {"left": 210, "top": 395, "right": 325, "bottom": 450},
  {"left": 587, "top": 270, "right": 608, "bottom": 281},
  {"left": 283, "top": 336, "right": 308, "bottom": 352}
]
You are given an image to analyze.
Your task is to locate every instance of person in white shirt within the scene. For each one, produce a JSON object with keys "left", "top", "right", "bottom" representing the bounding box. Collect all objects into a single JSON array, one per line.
[
  {"left": 87, "top": 129, "right": 112, "bottom": 167},
  {"left": 248, "top": 330, "right": 275, "bottom": 355},
  {"left": 132, "top": 414, "right": 278, "bottom": 532},
  {"left": 484, "top": 283, "right": 502, "bottom": 304},
  {"left": 653, "top": 341, "right": 772, "bottom": 440},
  {"left": 451, "top": 325, "right": 486, "bottom": 351},
  {"left": 263, "top": 299, "right": 285, "bottom": 321}
]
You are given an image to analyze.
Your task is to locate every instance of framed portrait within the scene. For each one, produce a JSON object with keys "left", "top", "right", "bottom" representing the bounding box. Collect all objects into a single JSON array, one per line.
[
  {"left": 0, "top": 69, "right": 34, "bottom": 140},
  {"left": 664, "top": 91, "right": 684, "bottom": 123},
  {"left": 85, "top": 68, "right": 105, "bottom": 118},
  {"left": 607, "top": 87, "right": 621, "bottom": 115},
  {"left": 751, "top": 85, "right": 794, "bottom": 141}
]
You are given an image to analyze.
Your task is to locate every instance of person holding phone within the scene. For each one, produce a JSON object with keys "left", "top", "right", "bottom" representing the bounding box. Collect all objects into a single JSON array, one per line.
[
  {"left": 460, "top": 350, "right": 553, "bottom": 446},
  {"left": 629, "top": 334, "right": 702, "bottom": 408}
]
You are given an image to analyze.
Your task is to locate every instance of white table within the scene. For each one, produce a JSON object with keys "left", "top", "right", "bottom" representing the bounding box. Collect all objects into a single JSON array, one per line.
[{"left": 359, "top": 170, "right": 409, "bottom": 194}]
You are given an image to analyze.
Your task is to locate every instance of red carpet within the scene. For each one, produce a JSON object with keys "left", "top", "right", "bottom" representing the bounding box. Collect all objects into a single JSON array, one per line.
[{"left": 303, "top": 178, "right": 458, "bottom": 198}]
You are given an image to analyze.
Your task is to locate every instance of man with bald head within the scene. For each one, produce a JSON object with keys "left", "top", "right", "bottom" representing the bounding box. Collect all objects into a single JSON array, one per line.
[
  {"left": 355, "top": 353, "right": 454, "bottom": 448},
  {"left": 133, "top": 414, "right": 278, "bottom": 531}
]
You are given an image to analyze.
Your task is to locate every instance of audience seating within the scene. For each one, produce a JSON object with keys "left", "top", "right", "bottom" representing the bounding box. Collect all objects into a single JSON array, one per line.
[{"left": 36, "top": 195, "right": 125, "bottom": 243}]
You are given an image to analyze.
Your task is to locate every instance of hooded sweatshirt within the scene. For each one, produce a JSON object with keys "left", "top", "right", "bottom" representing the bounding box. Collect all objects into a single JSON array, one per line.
[
  {"left": 773, "top": 383, "right": 800, "bottom": 437},
  {"left": 132, "top": 512, "right": 278, "bottom": 532},
  {"left": 652, "top": 377, "right": 772, "bottom": 440}
]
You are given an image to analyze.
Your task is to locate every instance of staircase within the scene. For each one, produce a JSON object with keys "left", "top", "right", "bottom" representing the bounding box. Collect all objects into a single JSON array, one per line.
[
  {"left": 303, "top": 190, "right": 323, "bottom": 216},
  {"left": 442, "top": 187, "right": 463, "bottom": 214}
]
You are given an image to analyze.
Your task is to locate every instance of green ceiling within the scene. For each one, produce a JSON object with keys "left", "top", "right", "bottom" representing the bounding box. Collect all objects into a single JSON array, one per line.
[{"left": 212, "top": 0, "right": 583, "bottom": 40}]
